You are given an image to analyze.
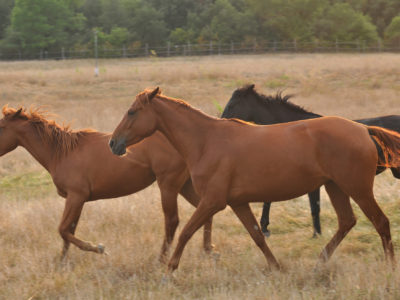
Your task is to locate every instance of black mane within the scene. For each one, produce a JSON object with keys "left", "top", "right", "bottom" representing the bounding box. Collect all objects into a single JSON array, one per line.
[{"left": 239, "top": 85, "right": 318, "bottom": 116}]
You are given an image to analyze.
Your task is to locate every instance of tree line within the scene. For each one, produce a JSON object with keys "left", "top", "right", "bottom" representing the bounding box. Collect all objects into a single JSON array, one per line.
[{"left": 0, "top": 0, "right": 400, "bottom": 58}]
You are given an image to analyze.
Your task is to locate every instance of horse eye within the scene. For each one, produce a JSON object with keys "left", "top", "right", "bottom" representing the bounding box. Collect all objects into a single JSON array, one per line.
[{"left": 127, "top": 110, "right": 135, "bottom": 116}]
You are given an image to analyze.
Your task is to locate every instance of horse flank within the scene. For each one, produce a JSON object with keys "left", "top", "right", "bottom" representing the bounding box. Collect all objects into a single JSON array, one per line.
[{"left": 2, "top": 105, "right": 94, "bottom": 158}]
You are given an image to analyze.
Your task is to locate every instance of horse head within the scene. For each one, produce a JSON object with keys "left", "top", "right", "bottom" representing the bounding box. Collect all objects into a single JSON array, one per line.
[{"left": 110, "top": 87, "right": 160, "bottom": 156}]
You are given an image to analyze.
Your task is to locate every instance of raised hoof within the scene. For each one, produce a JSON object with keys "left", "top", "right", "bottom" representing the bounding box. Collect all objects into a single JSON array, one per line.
[
  {"left": 97, "top": 244, "right": 107, "bottom": 254},
  {"left": 262, "top": 229, "right": 271, "bottom": 238}
]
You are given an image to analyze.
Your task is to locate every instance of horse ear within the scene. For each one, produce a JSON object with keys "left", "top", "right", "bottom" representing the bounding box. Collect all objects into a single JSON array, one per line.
[
  {"left": 14, "top": 108, "right": 23, "bottom": 118},
  {"left": 247, "top": 83, "right": 255, "bottom": 91},
  {"left": 148, "top": 87, "right": 160, "bottom": 101}
]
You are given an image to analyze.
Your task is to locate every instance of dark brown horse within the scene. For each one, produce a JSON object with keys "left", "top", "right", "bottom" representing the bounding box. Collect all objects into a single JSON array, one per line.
[
  {"left": 110, "top": 88, "right": 400, "bottom": 272},
  {"left": 0, "top": 105, "right": 213, "bottom": 262}
]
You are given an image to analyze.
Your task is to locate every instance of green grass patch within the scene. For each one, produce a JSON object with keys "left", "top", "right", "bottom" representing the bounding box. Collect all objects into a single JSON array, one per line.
[{"left": 0, "top": 171, "right": 54, "bottom": 200}]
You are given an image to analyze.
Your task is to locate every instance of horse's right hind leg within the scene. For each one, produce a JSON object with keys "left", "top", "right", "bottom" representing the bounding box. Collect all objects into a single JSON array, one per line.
[
  {"left": 159, "top": 188, "right": 180, "bottom": 263},
  {"left": 319, "top": 182, "right": 356, "bottom": 262},
  {"left": 352, "top": 193, "right": 395, "bottom": 265}
]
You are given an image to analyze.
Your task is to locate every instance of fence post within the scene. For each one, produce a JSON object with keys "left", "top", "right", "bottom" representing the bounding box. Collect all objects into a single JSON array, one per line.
[
  {"left": 122, "top": 45, "right": 127, "bottom": 58},
  {"left": 357, "top": 40, "right": 360, "bottom": 52},
  {"left": 183, "top": 44, "right": 186, "bottom": 56},
  {"left": 209, "top": 41, "right": 213, "bottom": 55},
  {"left": 231, "top": 41, "right": 234, "bottom": 54},
  {"left": 167, "top": 42, "right": 170, "bottom": 57},
  {"left": 335, "top": 38, "right": 338, "bottom": 53},
  {"left": 293, "top": 39, "right": 297, "bottom": 52},
  {"left": 378, "top": 38, "right": 382, "bottom": 52},
  {"left": 94, "top": 30, "right": 99, "bottom": 76},
  {"left": 273, "top": 40, "right": 277, "bottom": 52},
  {"left": 145, "top": 43, "right": 149, "bottom": 57},
  {"left": 61, "top": 47, "right": 65, "bottom": 60},
  {"left": 188, "top": 41, "right": 191, "bottom": 56}
]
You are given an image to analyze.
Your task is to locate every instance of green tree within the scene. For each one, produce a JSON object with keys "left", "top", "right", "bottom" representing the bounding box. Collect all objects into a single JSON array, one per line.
[
  {"left": 169, "top": 27, "right": 195, "bottom": 44},
  {"left": 248, "top": 0, "right": 328, "bottom": 41},
  {"left": 0, "top": 0, "right": 14, "bottom": 39},
  {"left": 314, "top": 3, "right": 378, "bottom": 44},
  {"left": 385, "top": 15, "right": 400, "bottom": 45},
  {"left": 361, "top": 0, "right": 400, "bottom": 36},
  {"left": 8, "top": 0, "right": 85, "bottom": 52},
  {"left": 123, "top": 0, "right": 167, "bottom": 45},
  {"left": 107, "top": 26, "right": 129, "bottom": 47}
]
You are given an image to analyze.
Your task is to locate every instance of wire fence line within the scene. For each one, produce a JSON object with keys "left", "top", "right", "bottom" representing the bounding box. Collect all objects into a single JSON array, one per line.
[{"left": 1, "top": 39, "right": 400, "bottom": 61}]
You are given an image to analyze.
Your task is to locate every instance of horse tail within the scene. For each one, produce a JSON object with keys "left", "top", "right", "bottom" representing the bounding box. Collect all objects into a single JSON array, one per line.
[{"left": 368, "top": 126, "right": 400, "bottom": 167}]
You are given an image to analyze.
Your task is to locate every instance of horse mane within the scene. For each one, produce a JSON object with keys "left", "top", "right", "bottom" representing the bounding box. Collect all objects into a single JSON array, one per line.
[
  {"left": 238, "top": 85, "right": 319, "bottom": 116},
  {"left": 138, "top": 88, "right": 229, "bottom": 119},
  {"left": 2, "top": 105, "right": 95, "bottom": 158}
]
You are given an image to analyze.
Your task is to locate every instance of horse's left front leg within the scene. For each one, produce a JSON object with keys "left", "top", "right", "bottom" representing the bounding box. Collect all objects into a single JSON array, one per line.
[
  {"left": 59, "top": 193, "right": 105, "bottom": 259},
  {"left": 167, "top": 198, "right": 225, "bottom": 272}
]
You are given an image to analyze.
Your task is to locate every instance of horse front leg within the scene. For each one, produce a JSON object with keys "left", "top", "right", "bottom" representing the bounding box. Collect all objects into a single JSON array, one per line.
[
  {"left": 59, "top": 193, "right": 105, "bottom": 260},
  {"left": 232, "top": 203, "right": 280, "bottom": 269},
  {"left": 179, "top": 178, "right": 214, "bottom": 253},
  {"left": 167, "top": 198, "right": 226, "bottom": 272}
]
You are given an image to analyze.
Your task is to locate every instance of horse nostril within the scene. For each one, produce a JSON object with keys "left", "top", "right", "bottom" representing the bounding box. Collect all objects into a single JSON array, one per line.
[{"left": 109, "top": 139, "right": 115, "bottom": 148}]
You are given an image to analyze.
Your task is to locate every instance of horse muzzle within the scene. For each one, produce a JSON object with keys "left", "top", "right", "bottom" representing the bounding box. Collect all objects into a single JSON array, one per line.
[{"left": 109, "top": 138, "right": 127, "bottom": 156}]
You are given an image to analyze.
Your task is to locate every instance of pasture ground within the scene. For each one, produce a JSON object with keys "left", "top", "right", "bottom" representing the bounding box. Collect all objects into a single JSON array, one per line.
[{"left": 0, "top": 53, "right": 400, "bottom": 299}]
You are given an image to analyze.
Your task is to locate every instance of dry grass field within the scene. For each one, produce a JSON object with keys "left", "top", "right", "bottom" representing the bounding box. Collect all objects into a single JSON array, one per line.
[{"left": 0, "top": 53, "right": 400, "bottom": 299}]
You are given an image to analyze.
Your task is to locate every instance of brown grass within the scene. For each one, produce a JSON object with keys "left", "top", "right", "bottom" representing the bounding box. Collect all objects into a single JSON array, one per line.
[{"left": 0, "top": 53, "right": 400, "bottom": 299}]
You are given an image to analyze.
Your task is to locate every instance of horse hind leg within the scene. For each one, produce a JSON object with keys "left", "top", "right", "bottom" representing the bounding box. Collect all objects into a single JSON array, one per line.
[
  {"left": 319, "top": 181, "right": 356, "bottom": 262},
  {"left": 259, "top": 202, "right": 271, "bottom": 237},
  {"left": 351, "top": 192, "right": 395, "bottom": 265},
  {"left": 309, "top": 189, "right": 321, "bottom": 237},
  {"left": 159, "top": 188, "right": 180, "bottom": 263}
]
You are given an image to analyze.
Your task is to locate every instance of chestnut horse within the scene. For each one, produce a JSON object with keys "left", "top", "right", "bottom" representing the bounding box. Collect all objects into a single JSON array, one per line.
[
  {"left": 0, "top": 105, "right": 213, "bottom": 262},
  {"left": 110, "top": 88, "right": 400, "bottom": 272}
]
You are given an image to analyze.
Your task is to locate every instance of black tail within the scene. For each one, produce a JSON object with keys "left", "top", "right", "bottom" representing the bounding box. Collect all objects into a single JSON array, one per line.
[{"left": 368, "top": 126, "right": 400, "bottom": 167}]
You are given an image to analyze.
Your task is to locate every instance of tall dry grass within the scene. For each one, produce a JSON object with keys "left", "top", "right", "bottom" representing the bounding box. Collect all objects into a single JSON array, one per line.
[{"left": 0, "top": 53, "right": 400, "bottom": 299}]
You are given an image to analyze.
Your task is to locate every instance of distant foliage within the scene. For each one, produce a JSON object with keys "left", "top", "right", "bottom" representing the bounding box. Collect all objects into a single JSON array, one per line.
[
  {"left": 0, "top": 0, "right": 399, "bottom": 56},
  {"left": 385, "top": 15, "right": 400, "bottom": 45}
]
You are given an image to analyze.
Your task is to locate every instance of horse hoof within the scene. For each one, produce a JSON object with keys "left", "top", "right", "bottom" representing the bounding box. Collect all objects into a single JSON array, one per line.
[
  {"left": 312, "top": 232, "right": 321, "bottom": 239},
  {"left": 262, "top": 229, "right": 271, "bottom": 238},
  {"left": 97, "top": 244, "right": 106, "bottom": 254}
]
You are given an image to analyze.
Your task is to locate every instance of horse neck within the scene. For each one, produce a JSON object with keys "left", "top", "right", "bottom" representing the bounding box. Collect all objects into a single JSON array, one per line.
[
  {"left": 17, "top": 124, "right": 58, "bottom": 172},
  {"left": 256, "top": 102, "right": 321, "bottom": 125},
  {"left": 152, "top": 97, "right": 216, "bottom": 164}
]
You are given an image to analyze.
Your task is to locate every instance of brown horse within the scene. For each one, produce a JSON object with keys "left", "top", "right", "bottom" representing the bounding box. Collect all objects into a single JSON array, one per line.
[
  {"left": 110, "top": 88, "right": 400, "bottom": 272},
  {"left": 0, "top": 105, "right": 214, "bottom": 262}
]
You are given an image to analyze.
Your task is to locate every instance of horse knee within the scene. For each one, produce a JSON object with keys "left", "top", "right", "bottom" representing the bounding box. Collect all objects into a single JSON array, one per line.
[
  {"left": 341, "top": 217, "right": 356, "bottom": 232},
  {"left": 168, "top": 215, "right": 179, "bottom": 230},
  {"left": 376, "top": 215, "right": 390, "bottom": 234},
  {"left": 58, "top": 226, "right": 69, "bottom": 241}
]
